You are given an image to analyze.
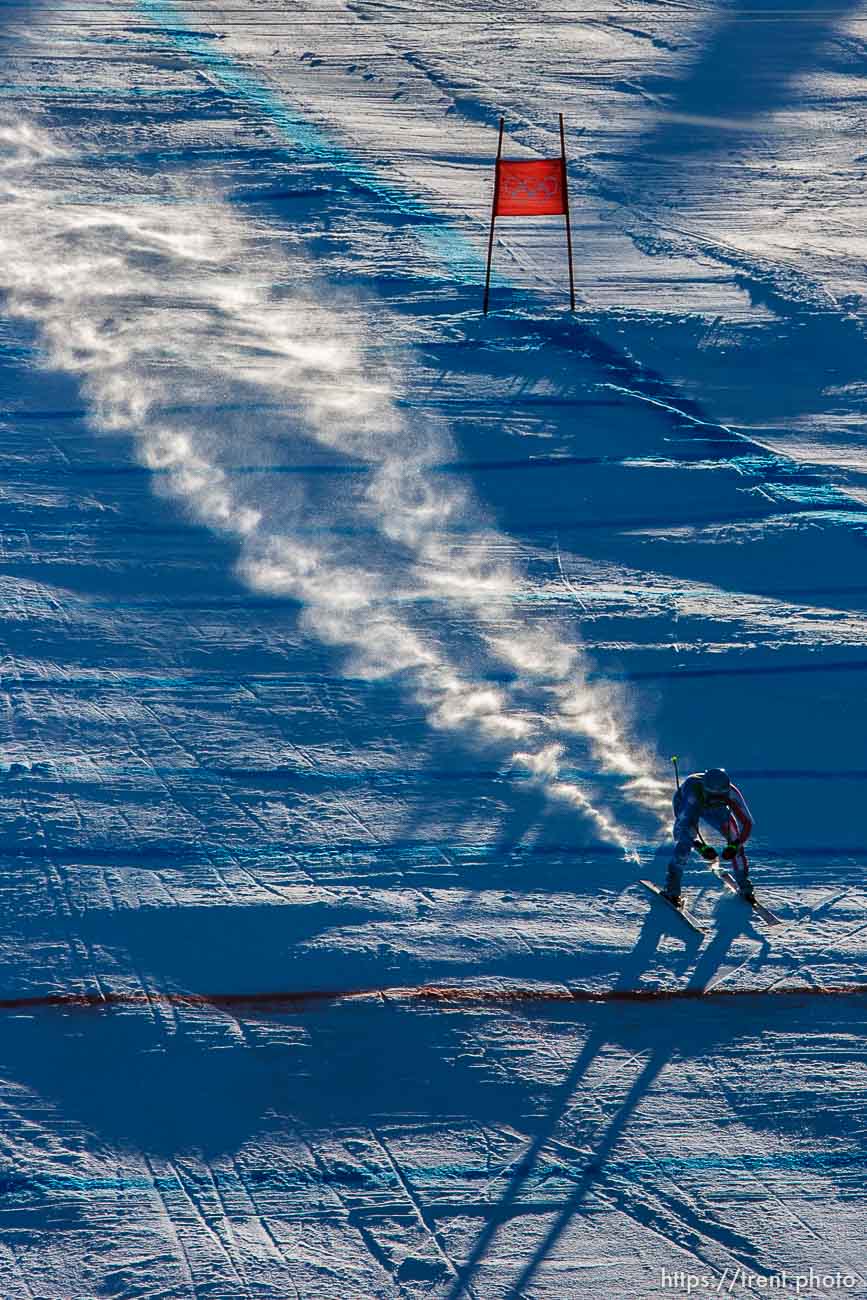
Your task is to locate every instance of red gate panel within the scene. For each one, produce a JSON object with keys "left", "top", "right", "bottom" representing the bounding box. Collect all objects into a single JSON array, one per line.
[{"left": 495, "top": 159, "right": 566, "bottom": 217}]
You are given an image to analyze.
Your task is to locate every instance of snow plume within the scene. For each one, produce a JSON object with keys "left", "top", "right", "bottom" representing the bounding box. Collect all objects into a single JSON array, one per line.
[{"left": 0, "top": 118, "right": 669, "bottom": 851}]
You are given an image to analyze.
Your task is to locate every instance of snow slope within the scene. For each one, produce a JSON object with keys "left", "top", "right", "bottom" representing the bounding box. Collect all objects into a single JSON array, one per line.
[{"left": 0, "top": 0, "right": 865, "bottom": 1295}]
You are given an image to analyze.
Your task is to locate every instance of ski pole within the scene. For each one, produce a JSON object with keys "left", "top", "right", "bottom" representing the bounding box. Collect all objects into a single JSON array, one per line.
[{"left": 671, "top": 755, "right": 681, "bottom": 793}]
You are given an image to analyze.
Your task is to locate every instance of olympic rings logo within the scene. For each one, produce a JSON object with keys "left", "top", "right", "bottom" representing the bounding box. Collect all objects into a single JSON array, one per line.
[{"left": 501, "top": 175, "right": 561, "bottom": 201}]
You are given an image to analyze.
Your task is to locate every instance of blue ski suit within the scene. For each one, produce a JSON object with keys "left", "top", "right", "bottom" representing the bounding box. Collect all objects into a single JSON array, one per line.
[{"left": 667, "top": 773, "right": 753, "bottom": 889}]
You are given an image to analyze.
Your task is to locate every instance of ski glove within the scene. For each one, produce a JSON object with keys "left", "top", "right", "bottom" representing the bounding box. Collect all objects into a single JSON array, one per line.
[
  {"left": 695, "top": 842, "right": 718, "bottom": 861},
  {"left": 721, "top": 843, "right": 740, "bottom": 860}
]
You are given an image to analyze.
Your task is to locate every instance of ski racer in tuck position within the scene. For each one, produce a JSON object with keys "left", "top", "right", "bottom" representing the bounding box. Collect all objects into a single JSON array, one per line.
[{"left": 663, "top": 767, "right": 755, "bottom": 907}]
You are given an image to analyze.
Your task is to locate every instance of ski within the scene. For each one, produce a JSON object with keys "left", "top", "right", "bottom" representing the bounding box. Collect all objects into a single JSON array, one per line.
[
  {"left": 638, "top": 880, "right": 705, "bottom": 936},
  {"left": 712, "top": 867, "right": 783, "bottom": 927}
]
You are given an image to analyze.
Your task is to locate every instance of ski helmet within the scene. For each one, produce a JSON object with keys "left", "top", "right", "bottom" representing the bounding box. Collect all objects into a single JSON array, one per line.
[{"left": 702, "top": 767, "right": 731, "bottom": 798}]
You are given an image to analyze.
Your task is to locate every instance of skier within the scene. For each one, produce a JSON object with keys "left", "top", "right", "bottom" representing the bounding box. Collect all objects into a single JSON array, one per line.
[{"left": 663, "top": 767, "right": 755, "bottom": 906}]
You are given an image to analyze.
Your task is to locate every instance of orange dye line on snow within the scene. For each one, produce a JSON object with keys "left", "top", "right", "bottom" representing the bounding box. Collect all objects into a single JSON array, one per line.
[{"left": 0, "top": 982, "right": 865, "bottom": 1014}]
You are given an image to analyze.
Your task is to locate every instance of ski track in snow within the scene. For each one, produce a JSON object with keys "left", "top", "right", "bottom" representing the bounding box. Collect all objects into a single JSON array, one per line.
[{"left": 0, "top": 0, "right": 864, "bottom": 1296}]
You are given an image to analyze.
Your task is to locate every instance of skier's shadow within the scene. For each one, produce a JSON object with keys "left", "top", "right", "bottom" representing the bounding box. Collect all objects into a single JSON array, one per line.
[
  {"left": 443, "top": 904, "right": 682, "bottom": 1300},
  {"left": 687, "top": 891, "right": 770, "bottom": 993},
  {"left": 445, "top": 891, "right": 762, "bottom": 1300}
]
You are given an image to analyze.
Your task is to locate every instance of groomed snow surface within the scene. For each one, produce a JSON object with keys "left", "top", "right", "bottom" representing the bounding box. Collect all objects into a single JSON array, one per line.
[{"left": 0, "top": 1, "right": 866, "bottom": 1296}]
